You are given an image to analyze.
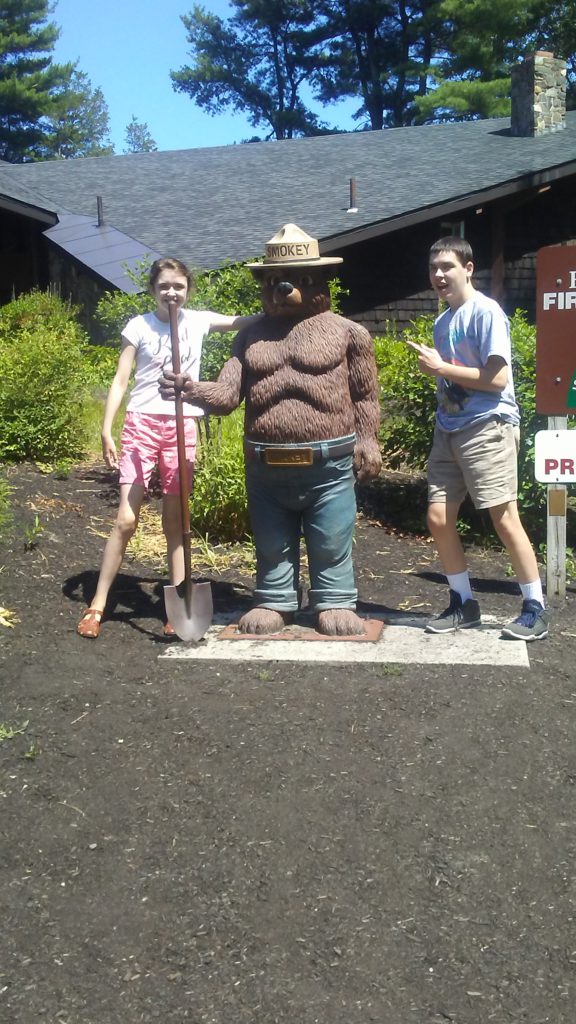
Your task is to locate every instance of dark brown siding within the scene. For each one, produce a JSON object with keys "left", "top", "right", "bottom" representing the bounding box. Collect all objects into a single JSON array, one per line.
[{"left": 338, "top": 175, "right": 576, "bottom": 334}]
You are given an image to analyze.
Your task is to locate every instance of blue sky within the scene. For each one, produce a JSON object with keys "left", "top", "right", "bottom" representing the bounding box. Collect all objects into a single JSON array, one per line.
[{"left": 52, "top": 0, "right": 358, "bottom": 154}]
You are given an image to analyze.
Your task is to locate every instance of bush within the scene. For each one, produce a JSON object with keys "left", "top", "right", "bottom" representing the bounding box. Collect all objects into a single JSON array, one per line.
[
  {"left": 190, "top": 408, "right": 250, "bottom": 542},
  {"left": 0, "top": 288, "right": 82, "bottom": 337},
  {"left": 191, "top": 263, "right": 261, "bottom": 381},
  {"left": 375, "top": 315, "right": 437, "bottom": 470},
  {"left": 81, "top": 344, "right": 123, "bottom": 391},
  {"left": 94, "top": 291, "right": 153, "bottom": 346},
  {"left": 0, "top": 291, "right": 93, "bottom": 463},
  {"left": 507, "top": 309, "right": 556, "bottom": 542}
]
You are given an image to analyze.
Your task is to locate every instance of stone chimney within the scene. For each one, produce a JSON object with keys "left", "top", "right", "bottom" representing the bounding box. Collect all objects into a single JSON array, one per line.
[{"left": 510, "top": 51, "right": 566, "bottom": 136}]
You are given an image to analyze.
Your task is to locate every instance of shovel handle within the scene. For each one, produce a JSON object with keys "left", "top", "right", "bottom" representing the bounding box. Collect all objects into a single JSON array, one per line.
[{"left": 168, "top": 301, "right": 192, "bottom": 593}]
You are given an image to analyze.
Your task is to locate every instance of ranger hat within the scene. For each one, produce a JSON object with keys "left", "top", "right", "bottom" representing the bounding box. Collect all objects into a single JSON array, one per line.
[{"left": 245, "top": 223, "right": 343, "bottom": 270}]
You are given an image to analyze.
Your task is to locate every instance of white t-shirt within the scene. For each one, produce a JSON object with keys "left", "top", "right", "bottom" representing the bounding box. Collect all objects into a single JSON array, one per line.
[{"left": 123, "top": 309, "right": 212, "bottom": 417}]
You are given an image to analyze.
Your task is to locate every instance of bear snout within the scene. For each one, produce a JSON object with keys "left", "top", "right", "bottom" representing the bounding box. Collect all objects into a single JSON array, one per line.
[{"left": 276, "top": 281, "right": 294, "bottom": 298}]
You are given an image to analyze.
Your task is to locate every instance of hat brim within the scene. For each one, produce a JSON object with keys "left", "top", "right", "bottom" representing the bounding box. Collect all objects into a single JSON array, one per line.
[{"left": 246, "top": 256, "right": 343, "bottom": 270}]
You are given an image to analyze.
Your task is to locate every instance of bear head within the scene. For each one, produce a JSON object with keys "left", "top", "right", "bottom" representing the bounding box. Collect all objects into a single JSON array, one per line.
[{"left": 254, "top": 266, "right": 333, "bottom": 320}]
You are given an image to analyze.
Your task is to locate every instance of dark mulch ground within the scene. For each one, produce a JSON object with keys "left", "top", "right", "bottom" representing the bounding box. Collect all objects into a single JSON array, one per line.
[{"left": 1, "top": 462, "right": 575, "bottom": 1024}]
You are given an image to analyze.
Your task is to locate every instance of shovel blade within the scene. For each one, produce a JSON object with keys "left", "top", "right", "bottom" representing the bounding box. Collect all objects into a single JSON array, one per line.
[{"left": 164, "top": 581, "right": 213, "bottom": 642}]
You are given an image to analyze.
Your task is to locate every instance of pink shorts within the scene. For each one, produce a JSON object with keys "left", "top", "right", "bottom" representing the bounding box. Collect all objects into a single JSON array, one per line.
[{"left": 118, "top": 412, "right": 197, "bottom": 495}]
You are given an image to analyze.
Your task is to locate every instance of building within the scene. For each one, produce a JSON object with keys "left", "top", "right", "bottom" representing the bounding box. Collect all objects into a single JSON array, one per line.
[{"left": 0, "top": 52, "right": 574, "bottom": 334}]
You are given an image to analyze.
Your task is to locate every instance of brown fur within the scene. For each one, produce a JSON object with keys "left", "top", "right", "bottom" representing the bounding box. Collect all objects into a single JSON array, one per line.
[
  {"left": 162, "top": 266, "right": 382, "bottom": 636},
  {"left": 317, "top": 609, "right": 367, "bottom": 636},
  {"left": 238, "top": 608, "right": 290, "bottom": 634},
  {"left": 176, "top": 269, "right": 381, "bottom": 478}
]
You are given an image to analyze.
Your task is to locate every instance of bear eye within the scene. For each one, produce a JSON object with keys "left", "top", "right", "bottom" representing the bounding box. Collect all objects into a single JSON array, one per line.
[
  {"left": 299, "top": 275, "right": 313, "bottom": 287},
  {"left": 267, "top": 275, "right": 281, "bottom": 288}
]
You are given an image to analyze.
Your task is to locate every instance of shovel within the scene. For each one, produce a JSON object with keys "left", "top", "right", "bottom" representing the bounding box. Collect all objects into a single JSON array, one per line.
[{"left": 163, "top": 300, "right": 213, "bottom": 641}]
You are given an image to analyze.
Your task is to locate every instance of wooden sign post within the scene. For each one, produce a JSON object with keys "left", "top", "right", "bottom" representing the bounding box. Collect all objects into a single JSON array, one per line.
[{"left": 535, "top": 246, "right": 576, "bottom": 599}]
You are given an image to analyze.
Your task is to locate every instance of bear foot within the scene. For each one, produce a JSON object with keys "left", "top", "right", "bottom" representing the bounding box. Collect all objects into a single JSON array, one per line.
[
  {"left": 238, "top": 608, "right": 291, "bottom": 634},
  {"left": 317, "top": 609, "right": 366, "bottom": 636}
]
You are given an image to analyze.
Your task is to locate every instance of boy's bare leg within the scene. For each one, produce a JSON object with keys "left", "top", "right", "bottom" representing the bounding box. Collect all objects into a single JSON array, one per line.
[
  {"left": 426, "top": 500, "right": 467, "bottom": 574},
  {"left": 488, "top": 500, "right": 540, "bottom": 584}
]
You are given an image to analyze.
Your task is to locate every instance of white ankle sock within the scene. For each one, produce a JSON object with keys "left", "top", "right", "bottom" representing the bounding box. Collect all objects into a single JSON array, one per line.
[
  {"left": 520, "top": 580, "right": 544, "bottom": 606},
  {"left": 446, "top": 572, "right": 473, "bottom": 603}
]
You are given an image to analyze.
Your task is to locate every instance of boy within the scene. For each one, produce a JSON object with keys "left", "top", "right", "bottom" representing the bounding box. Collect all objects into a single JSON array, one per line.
[{"left": 406, "top": 236, "right": 549, "bottom": 641}]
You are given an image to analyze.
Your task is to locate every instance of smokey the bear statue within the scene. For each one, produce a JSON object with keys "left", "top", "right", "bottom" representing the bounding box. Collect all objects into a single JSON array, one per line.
[{"left": 161, "top": 223, "right": 381, "bottom": 635}]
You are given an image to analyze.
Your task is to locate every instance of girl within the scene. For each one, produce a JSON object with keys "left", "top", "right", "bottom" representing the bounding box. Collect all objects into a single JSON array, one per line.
[{"left": 77, "top": 257, "right": 256, "bottom": 639}]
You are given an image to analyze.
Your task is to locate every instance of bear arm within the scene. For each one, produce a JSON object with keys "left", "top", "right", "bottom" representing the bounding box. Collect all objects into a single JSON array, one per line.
[
  {"left": 184, "top": 333, "right": 246, "bottom": 415},
  {"left": 346, "top": 323, "right": 382, "bottom": 482},
  {"left": 346, "top": 323, "right": 381, "bottom": 437}
]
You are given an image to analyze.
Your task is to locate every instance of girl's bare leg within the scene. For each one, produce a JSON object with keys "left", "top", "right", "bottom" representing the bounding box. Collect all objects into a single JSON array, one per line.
[
  {"left": 162, "top": 493, "right": 186, "bottom": 585},
  {"left": 89, "top": 484, "right": 145, "bottom": 612}
]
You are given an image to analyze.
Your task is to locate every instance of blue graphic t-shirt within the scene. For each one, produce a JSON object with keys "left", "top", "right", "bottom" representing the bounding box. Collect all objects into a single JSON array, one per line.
[{"left": 433, "top": 291, "right": 520, "bottom": 432}]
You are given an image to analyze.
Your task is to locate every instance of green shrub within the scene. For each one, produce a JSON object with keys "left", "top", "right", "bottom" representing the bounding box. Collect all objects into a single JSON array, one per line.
[
  {"left": 81, "top": 344, "right": 123, "bottom": 391},
  {"left": 0, "top": 292, "right": 93, "bottom": 462},
  {"left": 507, "top": 309, "right": 552, "bottom": 541},
  {"left": 190, "top": 408, "right": 250, "bottom": 542},
  {"left": 94, "top": 290, "right": 153, "bottom": 346},
  {"left": 375, "top": 315, "right": 437, "bottom": 470},
  {"left": 192, "top": 263, "right": 261, "bottom": 381},
  {"left": 0, "top": 288, "right": 82, "bottom": 337}
]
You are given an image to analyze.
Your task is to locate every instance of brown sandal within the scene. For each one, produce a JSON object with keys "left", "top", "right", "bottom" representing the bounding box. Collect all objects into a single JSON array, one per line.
[
  {"left": 77, "top": 608, "right": 103, "bottom": 639},
  {"left": 163, "top": 621, "right": 177, "bottom": 637}
]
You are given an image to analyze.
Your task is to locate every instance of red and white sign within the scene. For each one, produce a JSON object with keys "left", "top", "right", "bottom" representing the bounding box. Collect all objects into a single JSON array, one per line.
[
  {"left": 534, "top": 429, "right": 576, "bottom": 482},
  {"left": 536, "top": 246, "right": 576, "bottom": 415}
]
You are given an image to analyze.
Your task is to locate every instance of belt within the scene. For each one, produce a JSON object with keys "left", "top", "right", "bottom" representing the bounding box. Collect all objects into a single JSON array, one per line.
[{"left": 244, "top": 438, "right": 355, "bottom": 466}]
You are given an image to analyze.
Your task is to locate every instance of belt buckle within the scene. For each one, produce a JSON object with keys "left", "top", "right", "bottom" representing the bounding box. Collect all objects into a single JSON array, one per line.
[{"left": 264, "top": 447, "right": 314, "bottom": 466}]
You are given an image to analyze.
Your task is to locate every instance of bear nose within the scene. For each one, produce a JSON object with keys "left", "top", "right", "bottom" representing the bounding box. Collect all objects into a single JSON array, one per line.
[{"left": 276, "top": 281, "right": 294, "bottom": 297}]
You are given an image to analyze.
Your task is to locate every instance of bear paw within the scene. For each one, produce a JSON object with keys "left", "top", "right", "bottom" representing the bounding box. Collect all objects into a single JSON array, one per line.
[
  {"left": 238, "top": 608, "right": 289, "bottom": 635},
  {"left": 317, "top": 609, "right": 366, "bottom": 636}
]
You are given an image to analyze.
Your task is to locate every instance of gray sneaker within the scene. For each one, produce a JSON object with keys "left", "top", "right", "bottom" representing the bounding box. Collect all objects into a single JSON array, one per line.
[
  {"left": 426, "top": 589, "right": 482, "bottom": 633},
  {"left": 500, "top": 600, "right": 550, "bottom": 641}
]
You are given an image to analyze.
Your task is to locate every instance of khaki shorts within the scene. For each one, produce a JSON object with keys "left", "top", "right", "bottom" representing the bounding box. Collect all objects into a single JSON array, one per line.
[{"left": 428, "top": 418, "right": 520, "bottom": 510}]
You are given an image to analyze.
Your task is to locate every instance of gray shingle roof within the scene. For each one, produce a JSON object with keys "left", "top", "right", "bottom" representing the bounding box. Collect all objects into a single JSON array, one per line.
[
  {"left": 1, "top": 113, "right": 575, "bottom": 280},
  {"left": 0, "top": 162, "right": 57, "bottom": 221},
  {"left": 43, "top": 213, "right": 161, "bottom": 292}
]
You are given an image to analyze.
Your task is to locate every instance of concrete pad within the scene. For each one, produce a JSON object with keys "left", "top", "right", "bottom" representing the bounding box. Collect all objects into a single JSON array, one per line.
[{"left": 159, "top": 611, "right": 530, "bottom": 667}]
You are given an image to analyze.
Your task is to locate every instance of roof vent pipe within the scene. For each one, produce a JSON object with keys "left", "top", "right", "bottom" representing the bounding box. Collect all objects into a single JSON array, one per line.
[
  {"left": 347, "top": 177, "right": 358, "bottom": 213},
  {"left": 97, "top": 195, "right": 105, "bottom": 227}
]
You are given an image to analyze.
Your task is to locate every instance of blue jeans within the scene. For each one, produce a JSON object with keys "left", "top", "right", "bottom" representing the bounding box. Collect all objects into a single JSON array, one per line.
[{"left": 245, "top": 451, "right": 358, "bottom": 612}]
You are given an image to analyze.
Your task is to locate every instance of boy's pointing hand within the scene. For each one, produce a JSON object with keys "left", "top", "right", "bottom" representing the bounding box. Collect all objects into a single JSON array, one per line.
[{"left": 405, "top": 340, "right": 445, "bottom": 377}]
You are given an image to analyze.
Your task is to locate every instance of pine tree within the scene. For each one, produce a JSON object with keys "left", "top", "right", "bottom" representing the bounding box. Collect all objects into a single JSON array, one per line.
[
  {"left": 124, "top": 116, "right": 158, "bottom": 153},
  {"left": 415, "top": 0, "right": 550, "bottom": 122},
  {"left": 171, "top": 1, "right": 333, "bottom": 140},
  {"left": 38, "top": 69, "right": 114, "bottom": 159},
  {"left": 0, "top": 0, "right": 69, "bottom": 161}
]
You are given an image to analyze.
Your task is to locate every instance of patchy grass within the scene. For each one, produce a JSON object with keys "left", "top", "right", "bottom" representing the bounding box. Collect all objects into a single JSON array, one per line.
[
  {"left": 0, "top": 472, "right": 12, "bottom": 542},
  {"left": 0, "top": 720, "right": 28, "bottom": 742},
  {"left": 373, "top": 664, "right": 405, "bottom": 677},
  {"left": 0, "top": 605, "right": 19, "bottom": 629},
  {"left": 127, "top": 504, "right": 257, "bottom": 577}
]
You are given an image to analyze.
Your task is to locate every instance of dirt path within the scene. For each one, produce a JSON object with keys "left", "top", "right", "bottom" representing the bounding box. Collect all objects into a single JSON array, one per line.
[{"left": 1, "top": 463, "right": 575, "bottom": 1024}]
